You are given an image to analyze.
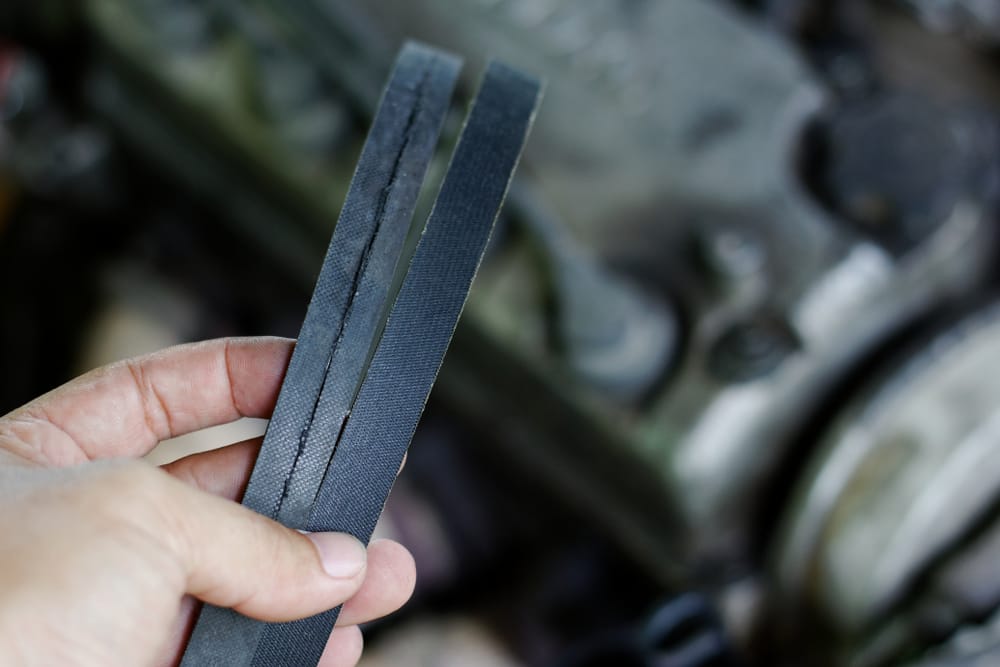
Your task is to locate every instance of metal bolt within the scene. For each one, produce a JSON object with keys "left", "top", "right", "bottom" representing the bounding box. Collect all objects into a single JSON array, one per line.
[
  {"left": 701, "top": 229, "right": 765, "bottom": 281},
  {"left": 707, "top": 319, "right": 797, "bottom": 383}
]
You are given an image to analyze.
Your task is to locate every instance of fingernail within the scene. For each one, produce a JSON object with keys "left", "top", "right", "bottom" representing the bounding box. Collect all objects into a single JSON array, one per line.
[{"left": 305, "top": 532, "right": 367, "bottom": 579}]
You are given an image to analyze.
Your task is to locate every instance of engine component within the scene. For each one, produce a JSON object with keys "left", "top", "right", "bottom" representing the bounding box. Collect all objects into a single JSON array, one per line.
[
  {"left": 900, "top": 0, "right": 1000, "bottom": 44},
  {"left": 6, "top": 1, "right": 1000, "bottom": 665},
  {"left": 556, "top": 594, "right": 738, "bottom": 667},
  {"left": 775, "top": 303, "right": 1000, "bottom": 665},
  {"left": 513, "top": 183, "right": 679, "bottom": 401},
  {"left": 808, "top": 94, "right": 989, "bottom": 253}
]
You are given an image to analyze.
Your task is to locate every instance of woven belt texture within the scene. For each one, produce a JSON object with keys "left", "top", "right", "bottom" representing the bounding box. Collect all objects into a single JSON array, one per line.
[{"left": 181, "top": 40, "right": 541, "bottom": 667}]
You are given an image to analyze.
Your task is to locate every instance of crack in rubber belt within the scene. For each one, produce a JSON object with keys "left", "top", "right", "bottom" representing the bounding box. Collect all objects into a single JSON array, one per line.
[
  {"left": 180, "top": 41, "right": 460, "bottom": 667},
  {"left": 250, "top": 62, "right": 542, "bottom": 667}
]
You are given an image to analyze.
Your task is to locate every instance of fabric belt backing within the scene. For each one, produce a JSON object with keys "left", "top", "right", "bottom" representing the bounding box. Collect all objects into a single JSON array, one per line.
[{"left": 181, "top": 41, "right": 541, "bottom": 667}]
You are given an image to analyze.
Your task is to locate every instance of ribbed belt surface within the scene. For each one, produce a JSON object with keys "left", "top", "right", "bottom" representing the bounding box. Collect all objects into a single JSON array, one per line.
[{"left": 181, "top": 42, "right": 541, "bottom": 667}]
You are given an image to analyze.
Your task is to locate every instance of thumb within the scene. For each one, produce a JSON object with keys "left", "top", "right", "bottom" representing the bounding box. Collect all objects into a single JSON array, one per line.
[{"left": 146, "top": 465, "right": 367, "bottom": 621}]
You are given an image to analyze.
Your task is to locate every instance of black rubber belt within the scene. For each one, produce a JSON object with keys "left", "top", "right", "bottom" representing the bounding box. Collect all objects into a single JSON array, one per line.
[
  {"left": 181, "top": 42, "right": 460, "bottom": 666},
  {"left": 250, "top": 61, "right": 541, "bottom": 666},
  {"left": 181, "top": 44, "right": 541, "bottom": 666}
]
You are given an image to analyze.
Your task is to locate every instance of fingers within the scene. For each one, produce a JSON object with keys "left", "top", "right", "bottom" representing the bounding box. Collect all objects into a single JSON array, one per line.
[
  {"left": 158, "top": 447, "right": 414, "bottom": 666},
  {"left": 162, "top": 437, "right": 262, "bottom": 500},
  {"left": 156, "top": 595, "right": 199, "bottom": 667},
  {"left": 319, "top": 626, "right": 364, "bottom": 667},
  {"left": 159, "top": 541, "right": 415, "bottom": 667},
  {"left": 138, "top": 464, "right": 368, "bottom": 622},
  {"left": 164, "top": 444, "right": 417, "bottom": 627},
  {"left": 158, "top": 540, "right": 411, "bottom": 667},
  {"left": 0, "top": 337, "right": 293, "bottom": 465},
  {"left": 339, "top": 539, "right": 416, "bottom": 626}
]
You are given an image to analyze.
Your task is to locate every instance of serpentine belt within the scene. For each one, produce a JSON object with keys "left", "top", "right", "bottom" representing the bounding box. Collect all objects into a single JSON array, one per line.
[{"left": 181, "top": 42, "right": 541, "bottom": 666}]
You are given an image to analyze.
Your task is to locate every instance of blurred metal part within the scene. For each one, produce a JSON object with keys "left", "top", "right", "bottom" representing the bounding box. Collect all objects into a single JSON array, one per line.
[
  {"left": 0, "top": 49, "right": 118, "bottom": 209},
  {"left": 513, "top": 184, "right": 679, "bottom": 401},
  {"left": 352, "top": 0, "right": 832, "bottom": 553},
  {"left": 80, "top": 0, "right": 368, "bottom": 285},
  {"left": 0, "top": 50, "right": 46, "bottom": 123},
  {"left": 642, "top": 594, "right": 738, "bottom": 667},
  {"left": 669, "top": 129, "right": 995, "bottom": 561},
  {"left": 554, "top": 272, "right": 674, "bottom": 401},
  {"left": 347, "top": 0, "right": 825, "bottom": 241},
  {"left": 0, "top": 49, "right": 108, "bottom": 199},
  {"left": 706, "top": 317, "right": 800, "bottom": 384},
  {"left": 899, "top": 0, "right": 1000, "bottom": 44},
  {"left": 774, "top": 303, "right": 1000, "bottom": 655},
  {"left": 698, "top": 228, "right": 767, "bottom": 284},
  {"left": 875, "top": 517, "right": 1000, "bottom": 665},
  {"left": 809, "top": 93, "right": 993, "bottom": 253},
  {"left": 436, "top": 318, "right": 690, "bottom": 586},
  {"left": 12, "top": 122, "right": 113, "bottom": 199},
  {"left": 555, "top": 593, "right": 738, "bottom": 667},
  {"left": 912, "top": 607, "right": 1000, "bottom": 666},
  {"left": 676, "top": 62, "right": 1000, "bottom": 566},
  {"left": 344, "top": 0, "right": 1000, "bottom": 585}
]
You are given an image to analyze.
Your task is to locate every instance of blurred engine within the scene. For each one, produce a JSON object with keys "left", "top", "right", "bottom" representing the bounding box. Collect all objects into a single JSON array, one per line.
[{"left": 3, "top": 1, "right": 1000, "bottom": 665}]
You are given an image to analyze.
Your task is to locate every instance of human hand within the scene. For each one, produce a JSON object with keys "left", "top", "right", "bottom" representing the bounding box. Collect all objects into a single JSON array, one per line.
[{"left": 0, "top": 337, "right": 416, "bottom": 667}]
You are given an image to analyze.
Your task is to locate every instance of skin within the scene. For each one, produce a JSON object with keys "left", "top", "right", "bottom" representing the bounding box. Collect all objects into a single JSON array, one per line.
[{"left": 0, "top": 337, "right": 417, "bottom": 667}]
